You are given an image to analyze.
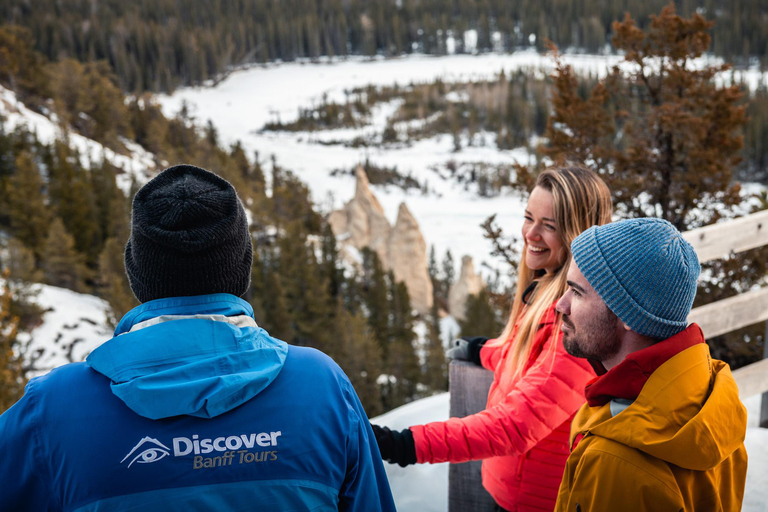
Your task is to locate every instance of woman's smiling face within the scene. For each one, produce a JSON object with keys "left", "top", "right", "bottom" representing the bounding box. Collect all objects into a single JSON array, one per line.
[{"left": 522, "top": 186, "right": 565, "bottom": 274}]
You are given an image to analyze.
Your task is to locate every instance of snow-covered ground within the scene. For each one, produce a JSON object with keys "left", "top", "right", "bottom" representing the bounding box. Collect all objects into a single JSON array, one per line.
[
  {"left": 15, "top": 284, "right": 112, "bottom": 376},
  {"left": 372, "top": 393, "right": 450, "bottom": 512}
]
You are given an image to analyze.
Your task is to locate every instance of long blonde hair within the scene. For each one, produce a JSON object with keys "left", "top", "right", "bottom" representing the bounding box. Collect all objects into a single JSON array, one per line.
[{"left": 486, "top": 165, "right": 612, "bottom": 380}]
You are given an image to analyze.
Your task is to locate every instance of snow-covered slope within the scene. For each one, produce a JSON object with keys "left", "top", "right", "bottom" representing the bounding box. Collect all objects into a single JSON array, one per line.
[{"left": 0, "top": 85, "right": 157, "bottom": 194}]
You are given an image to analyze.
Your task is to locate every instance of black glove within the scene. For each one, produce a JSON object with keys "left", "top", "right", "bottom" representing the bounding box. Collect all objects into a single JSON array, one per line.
[
  {"left": 371, "top": 424, "right": 417, "bottom": 467},
  {"left": 446, "top": 336, "right": 489, "bottom": 366}
]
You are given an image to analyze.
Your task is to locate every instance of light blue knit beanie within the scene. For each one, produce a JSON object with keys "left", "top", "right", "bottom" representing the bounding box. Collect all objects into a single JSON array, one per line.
[{"left": 570, "top": 218, "right": 700, "bottom": 339}]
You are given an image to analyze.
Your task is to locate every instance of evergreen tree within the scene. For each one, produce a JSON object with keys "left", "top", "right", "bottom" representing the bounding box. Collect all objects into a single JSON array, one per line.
[
  {"left": 126, "top": 95, "right": 170, "bottom": 156},
  {"left": 90, "top": 159, "right": 130, "bottom": 245},
  {"left": 743, "top": 88, "right": 768, "bottom": 182},
  {"left": 45, "top": 142, "right": 101, "bottom": 267},
  {"left": 0, "top": 269, "right": 25, "bottom": 413},
  {"left": 0, "top": 122, "right": 15, "bottom": 195},
  {"left": 440, "top": 249, "right": 455, "bottom": 302},
  {"left": 50, "top": 59, "right": 93, "bottom": 135},
  {"left": 320, "top": 221, "right": 344, "bottom": 301},
  {"left": 341, "top": 264, "right": 365, "bottom": 316},
  {"left": 0, "top": 239, "right": 43, "bottom": 332},
  {"left": 40, "top": 218, "right": 90, "bottom": 292},
  {"left": 428, "top": 245, "right": 448, "bottom": 310},
  {"left": 82, "top": 60, "right": 132, "bottom": 145},
  {"left": 546, "top": 6, "right": 744, "bottom": 229},
  {"left": 361, "top": 248, "right": 389, "bottom": 355},
  {"left": 543, "top": 5, "right": 768, "bottom": 369},
  {"left": 269, "top": 164, "right": 322, "bottom": 233},
  {"left": 248, "top": 244, "right": 268, "bottom": 327},
  {"left": 230, "top": 141, "right": 266, "bottom": 198},
  {"left": 0, "top": 25, "right": 49, "bottom": 105},
  {"left": 3, "top": 238, "right": 41, "bottom": 285},
  {"left": 275, "top": 220, "right": 335, "bottom": 354},
  {"left": 204, "top": 120, "right": 219, "bottom": 148},
  {"left": 98, "top": 238, "right": 138, "bottom": 327},
  {"left": 423, "top": 298, "right": 448, "bottom": 393},
  {"left": 261, "top": 268, "right": 293, "bottom": 342},
  {"left": 4, "top": 0, "right": 768, "bottom": 95},
  {"left": 334, "top": 302, "right": 384, "bottom": 417},
  {"left": 383, "top": 276, "right": 420, "bottom": 409},
  {"left": 428, "top": 245, "right": 438, "bottom": 286},
  {"left": 6, "top": 151, "right": 50, "bottom": 260},
  {"left": 459, "top": 289, "right": 503, "bottom": 338}
]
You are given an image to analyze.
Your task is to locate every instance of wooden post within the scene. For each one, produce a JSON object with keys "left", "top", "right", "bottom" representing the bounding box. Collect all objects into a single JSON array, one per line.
[
  {"left": 448, "top": 360, "right": 495, "bottom": 512},
  {"left": 761, "top": 320, "right": 768, "bottom": 429}
]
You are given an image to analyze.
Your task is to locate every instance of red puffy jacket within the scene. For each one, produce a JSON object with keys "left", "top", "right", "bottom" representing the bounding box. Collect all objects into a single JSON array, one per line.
[{"left": 410, "top": 303, "right": 594, "bottom": 511}]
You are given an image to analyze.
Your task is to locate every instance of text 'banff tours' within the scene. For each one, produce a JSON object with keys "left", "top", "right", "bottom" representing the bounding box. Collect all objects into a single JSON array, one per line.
[{"left": 122, "top": 431, "right": 282, "bottom": 469}]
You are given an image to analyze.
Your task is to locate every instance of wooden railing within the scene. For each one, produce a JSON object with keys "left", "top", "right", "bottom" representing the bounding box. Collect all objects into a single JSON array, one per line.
[
  {"left": 684, "top": 209, "right": 768, "bottom": 405},
  {"left": 448, "top": 209, "right": 768, "bottom": 511}
]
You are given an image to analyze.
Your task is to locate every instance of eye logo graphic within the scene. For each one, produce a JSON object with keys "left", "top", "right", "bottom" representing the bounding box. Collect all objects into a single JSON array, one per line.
[{"left": 121, "top": 437, "right": 171, "bottom": 468}]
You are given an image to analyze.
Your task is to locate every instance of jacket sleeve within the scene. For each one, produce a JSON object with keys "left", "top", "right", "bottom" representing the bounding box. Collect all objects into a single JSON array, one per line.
[
  {"left": 0, "top": 378, "right": 54, "bottom": 511},
  {"left": 338, "top": 381, "right": 397, "bottom": 512},
  {"left": 479, "top": 338, "right": 503, "bottom": 371},
  {"left": 555, "top": 446, "right": 684, "bottom": 512},
  {"left": 412, "top": 325, "right": 595, "bottom": 464}
]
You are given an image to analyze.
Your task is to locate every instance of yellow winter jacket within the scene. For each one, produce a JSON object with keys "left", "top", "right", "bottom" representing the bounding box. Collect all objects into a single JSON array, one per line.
[{"left": 555, "top": 341, "right": 748, "bottom": 512}]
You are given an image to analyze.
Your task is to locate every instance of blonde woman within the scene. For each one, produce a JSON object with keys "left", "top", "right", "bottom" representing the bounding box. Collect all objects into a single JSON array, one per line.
[{"left": 373, "top": 165, "right": 612, "bottom": 511}]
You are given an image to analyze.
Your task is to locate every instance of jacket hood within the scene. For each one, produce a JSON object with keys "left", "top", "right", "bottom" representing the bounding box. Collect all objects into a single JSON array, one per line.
[
  {"left": 86, "top": 294, "right": 288, "bottom": 420},
  {"left": 573, "top": 341, "right": 747, "bottom": 471}
]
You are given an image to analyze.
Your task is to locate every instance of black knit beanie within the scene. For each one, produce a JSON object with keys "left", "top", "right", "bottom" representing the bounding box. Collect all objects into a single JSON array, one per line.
[{"left": 125, "top": 164, "right": 252, "bottom": 303}]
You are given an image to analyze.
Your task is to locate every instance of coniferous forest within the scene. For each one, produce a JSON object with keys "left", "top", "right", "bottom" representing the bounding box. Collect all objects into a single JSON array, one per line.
[
  {"left": 3, "top": 0, "right": 768, "bottom": 93},
  {"left": 0, "top": 2, "right": 767, "bottom": 414}
]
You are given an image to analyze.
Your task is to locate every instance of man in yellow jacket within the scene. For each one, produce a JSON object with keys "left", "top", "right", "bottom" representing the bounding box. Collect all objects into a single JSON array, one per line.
[{"left": 554, "top": 218, "right": 748, "bottom": 512}]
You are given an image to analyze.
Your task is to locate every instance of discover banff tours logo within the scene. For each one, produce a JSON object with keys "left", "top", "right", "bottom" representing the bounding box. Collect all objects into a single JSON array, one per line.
[
  {"left": 121, "top": 431, "right": 281, "bottom": 470},
  {"left": 121, "top": 437, "right": 171, "bottom": 468}
]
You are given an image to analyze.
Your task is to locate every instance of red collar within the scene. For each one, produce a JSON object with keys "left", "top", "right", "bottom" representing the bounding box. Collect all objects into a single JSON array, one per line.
[{"left": 584, "top": 324, "right": 705, "bottom": 407}]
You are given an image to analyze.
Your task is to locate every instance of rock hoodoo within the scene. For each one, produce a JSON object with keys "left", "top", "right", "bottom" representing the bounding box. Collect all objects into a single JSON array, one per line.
[
  {"left": 328, "top": 167, "right": 391, "bottom": 266},
  {"left": 388, "top": 203, "right": 433, "bottom": 314},
  {"left": 329, "top": 166, "right": 433, "bottom": 314}
]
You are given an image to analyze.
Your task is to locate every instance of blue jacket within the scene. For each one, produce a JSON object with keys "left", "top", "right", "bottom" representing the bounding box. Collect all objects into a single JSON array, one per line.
[{"left": 0, "top": 294, "right": 395, "bottom": 512}]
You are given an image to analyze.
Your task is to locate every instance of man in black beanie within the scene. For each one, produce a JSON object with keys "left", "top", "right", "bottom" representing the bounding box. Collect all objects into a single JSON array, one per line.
[
  {"left": 125, "top": 164, "right": 254, "bottom": 302},
  {"left": 0, "top": 164, "right": 396, "bottom": 511}
]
